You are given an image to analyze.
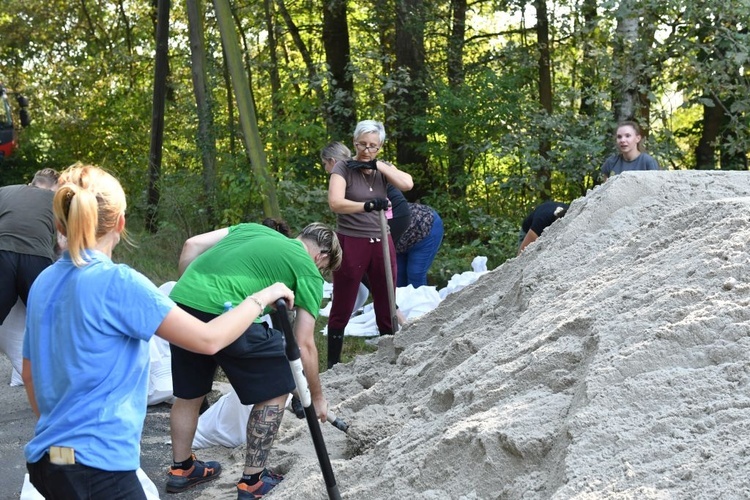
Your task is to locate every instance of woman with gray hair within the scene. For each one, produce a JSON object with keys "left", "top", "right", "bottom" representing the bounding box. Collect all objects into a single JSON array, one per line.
[{"left": 323, "top": 120, "right": 413, "bottom": 367}]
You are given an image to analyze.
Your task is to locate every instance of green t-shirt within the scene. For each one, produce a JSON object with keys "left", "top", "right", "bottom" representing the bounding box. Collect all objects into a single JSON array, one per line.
[{"left": 170, "top": 223, "right": 323, "bottom": 317}]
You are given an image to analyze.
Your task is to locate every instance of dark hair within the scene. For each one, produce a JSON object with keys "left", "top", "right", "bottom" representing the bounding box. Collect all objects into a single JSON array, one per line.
[{"left": 261, "top": 217, "right": 291, "bottom": 237}]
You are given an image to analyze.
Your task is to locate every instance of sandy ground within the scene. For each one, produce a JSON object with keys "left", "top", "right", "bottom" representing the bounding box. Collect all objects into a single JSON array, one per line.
[{"left": 4, "top": 170, "right": 750, "bottom": 499}]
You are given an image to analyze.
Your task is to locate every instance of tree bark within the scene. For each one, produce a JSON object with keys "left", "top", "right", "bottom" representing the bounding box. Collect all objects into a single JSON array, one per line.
[
  {"left": 393, "top": 0, "right": 428, "bottom": 200},
  {"left": 446, "top": 0, "right": 467, "bottom": 198},
  {"left": 146, "top": 0, "right": 170, "bottom": 233},
  {"left": 578, "top": 0, "right": 597, "bottom": 116},
  {"left": 186, "top": 0, "right": 217, "bottom": 223},
  {"left": 535, "top": 0, "right": 552, "bottom": 198},
  {"left": 322, "top": 0, "right": 356, "bottom": 138},
  {"left": 695, "top": 98, "right": 721, "bottom": 170},
  {"left": 611, "top": 0, "right": 656, "bottom": 127},
  {"left": 213, "top": 0, "right": 280, "bottom": 217}
]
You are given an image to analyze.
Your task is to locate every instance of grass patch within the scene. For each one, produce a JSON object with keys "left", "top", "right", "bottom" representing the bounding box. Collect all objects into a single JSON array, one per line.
[
  {"left": 114, "top": 225, "right": 184, "bottom": 286},
  {"left": 313, "top": 301, "right": 377, "bottom": 372}
]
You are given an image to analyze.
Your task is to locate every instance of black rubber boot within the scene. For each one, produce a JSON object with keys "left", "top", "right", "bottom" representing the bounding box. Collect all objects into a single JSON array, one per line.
[{"left": 327, "top": 328, "right": 345, "bottom": 369}]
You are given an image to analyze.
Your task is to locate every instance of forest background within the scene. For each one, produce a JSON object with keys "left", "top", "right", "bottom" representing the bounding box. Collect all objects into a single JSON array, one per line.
[{"left": 0, "top": 0, "right": 748, "bottom": 286}]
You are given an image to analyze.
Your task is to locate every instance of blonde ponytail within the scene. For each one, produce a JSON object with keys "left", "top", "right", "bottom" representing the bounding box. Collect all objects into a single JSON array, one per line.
[{"left": 53, "top": 163, "right": 128, "bottom": 267}]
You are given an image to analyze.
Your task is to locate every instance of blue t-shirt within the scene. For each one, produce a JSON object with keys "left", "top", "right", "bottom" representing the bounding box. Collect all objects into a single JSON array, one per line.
[{"left": 23, "top": 250, "right": 175, "bottom": 471}]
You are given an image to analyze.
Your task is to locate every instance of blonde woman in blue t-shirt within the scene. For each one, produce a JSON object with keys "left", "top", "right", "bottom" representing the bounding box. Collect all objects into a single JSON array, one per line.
[{"left": 22, "top": 163, "right": 293, "bottom": 499}]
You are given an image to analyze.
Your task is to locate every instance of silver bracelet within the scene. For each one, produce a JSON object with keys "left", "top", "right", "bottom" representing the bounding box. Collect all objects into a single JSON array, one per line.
[{"left": 248, "top": 296, "right": 264, "bottom": 310}]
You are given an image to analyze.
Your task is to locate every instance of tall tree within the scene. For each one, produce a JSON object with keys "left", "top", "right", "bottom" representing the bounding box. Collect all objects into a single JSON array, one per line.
[
  {"left": 213, "top": 0, "right": 280, "bottom": 217},
  {"left": 611, "top": 0, "right": 657, "bottom": 127},
  {"left": 577, "top": 0, "right": 599, "bottom": 117},
  {"left": 445, "top": 0, "right": 467, "bottom": 198},
  {"left": 186, "top": 0, "right": 218, "bottom": 222},
  {"left": 322, "top": 0, "right": 356, "bottom": 138},
  {"left": 534, "top": 0, "right": 552, "bottom": 198},
  {"left": 392, "top": 0, "right": 429, "bottom": 200},
  {"left": 146, "top": 0, "right": 170, "bottom": 233},
  {"left": 693, "top": 15, "right": 748, "bottom": 170}
]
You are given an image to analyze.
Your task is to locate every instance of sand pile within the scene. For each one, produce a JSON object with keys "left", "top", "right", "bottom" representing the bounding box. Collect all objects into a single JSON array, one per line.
[{"left": 199, "top": 171, "right": 750, "bottom": 499}]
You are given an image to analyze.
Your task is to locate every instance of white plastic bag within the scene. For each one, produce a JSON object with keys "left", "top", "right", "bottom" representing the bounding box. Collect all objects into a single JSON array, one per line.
[
  {"left": 193, "top": 389, "right": 253, "bottom": 449},
  {"left": 0, "top": 300, "right": 25, "bottom": 385}
]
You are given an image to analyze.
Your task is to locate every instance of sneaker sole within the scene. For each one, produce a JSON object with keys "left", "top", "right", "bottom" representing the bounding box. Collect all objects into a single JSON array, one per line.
[{"left": 166, "top": 471, "right": 221, "bottom": 493}]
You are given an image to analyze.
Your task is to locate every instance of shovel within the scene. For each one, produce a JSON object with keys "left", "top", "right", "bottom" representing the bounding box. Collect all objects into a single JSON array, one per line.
[
  {"left": 273, "top": 300, "right": 342, "bottom": 500},
  {"left": 378, "top": 210, "right": 399, "bottom": 334}
]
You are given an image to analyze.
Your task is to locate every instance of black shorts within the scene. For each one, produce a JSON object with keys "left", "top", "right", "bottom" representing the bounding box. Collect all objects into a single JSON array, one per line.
[
  {"left": 0, "top": 250, "right": 53, "bottom": 324},
  {"left": 170, "top": 303, "right": 295, "bottom": 405}
]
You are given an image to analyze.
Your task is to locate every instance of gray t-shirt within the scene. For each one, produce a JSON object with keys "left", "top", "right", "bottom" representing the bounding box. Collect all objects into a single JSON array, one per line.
[
  {"left": 601, "top": 152, "right": 659, "bottom": 178},
  {"left": 0, "top": 184, "right": 56, "bottom": 260},
  {"left": 331, "top": 160, "right": 389, "bottom": 239}
]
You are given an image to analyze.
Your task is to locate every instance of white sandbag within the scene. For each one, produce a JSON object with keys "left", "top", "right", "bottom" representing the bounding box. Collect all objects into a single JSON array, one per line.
[
  {"left": 147, "top": 335, "right": 173, "bottom": 406},
  {"left": 144, "top": 282, "right": 177, "bottom": 406},
  {"left": 438, "top": 256, "right": 488, "bottom": 300},
  {"left": 21, "top": 468, "right": 160, "bottom": 499},
  {"left": 396, "top": 285, "right": 442, "bottom": 321},
  {"left": 11, "top": 368, "right": 23, "bottom": 387},
  {"left": 193, "top": 389, "right": 253, "bottom": 449},
  {"left": 319, "top": 257, "right": 488, "bottom": 337},
  {"left": 352, "top": 283, "right": 370, "bottom": 315},
  {"left": 0, "top": 300, "right": 26, "bottom": 384}
]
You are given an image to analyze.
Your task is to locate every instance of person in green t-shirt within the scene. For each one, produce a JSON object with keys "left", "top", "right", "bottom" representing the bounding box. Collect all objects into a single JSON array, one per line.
[{"left": 166, "top": 222, "right": 342, "bottom": 498}]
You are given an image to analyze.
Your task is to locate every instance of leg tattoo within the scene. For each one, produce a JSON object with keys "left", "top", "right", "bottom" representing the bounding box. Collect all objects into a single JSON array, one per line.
[{"left": 245, "top": 404, "right": 283, "bottom": 468}]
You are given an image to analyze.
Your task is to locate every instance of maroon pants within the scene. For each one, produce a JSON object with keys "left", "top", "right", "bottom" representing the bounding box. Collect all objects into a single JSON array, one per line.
[{"left": 328, "top": 233, "right": 396, "bottom": 334}]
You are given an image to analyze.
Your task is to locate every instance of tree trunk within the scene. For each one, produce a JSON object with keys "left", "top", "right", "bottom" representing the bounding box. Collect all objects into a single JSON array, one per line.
[
  {"left": 695, "top": 98, "right": 721, "bottom": 170},
  {"left": 393, "top": 0, "right": 428, "bottom": 200},
  {"left": 213, "top": 0, "right": 280, "bottom": 217},
  {"left": 221, "top": 45, "right": 236, "bottom": 156},
  {"left": 264, "top": 0, "right": 282, "bottom": 116},
  {"left": 578, "top": 0, "right": 597, "bottom": 116},
  {"left": 146, "top": 0, "right": 170, "bottom": 233},
  {"left": 446, "top": 0, "right": 467, "bottom": 198},
  {"left": 535, "top": 0, "right": 552, "bottom": 198},
  {"left": 612, "top": 0, "right": 656, "bottom": 126},
  {"left": 322, "top": 0, "right": 355, "bottom": 138},
  {"left": 186, "top": 0, "right": 217, "bottom": 224},
  {"left": 612, "top": 1, "right": 638, "bottom": 122}
]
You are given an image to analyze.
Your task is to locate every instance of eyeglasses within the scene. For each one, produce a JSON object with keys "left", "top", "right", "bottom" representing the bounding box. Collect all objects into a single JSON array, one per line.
[{"left": 354, "top": 142, "right": 380, "bottom": 153}]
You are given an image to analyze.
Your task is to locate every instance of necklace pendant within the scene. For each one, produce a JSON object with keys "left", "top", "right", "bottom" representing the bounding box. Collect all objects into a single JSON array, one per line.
[{"left": 369, "top": 187, "right": 373, "bottom": 191}]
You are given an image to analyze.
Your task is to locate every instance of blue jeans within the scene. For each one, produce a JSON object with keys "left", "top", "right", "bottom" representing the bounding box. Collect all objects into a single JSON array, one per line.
[
  {"left": 27, "top": 455, "right": 146, "bottom": 500},
  {"left": 397, "top": 211, "right": 444, "bottom": 287}
]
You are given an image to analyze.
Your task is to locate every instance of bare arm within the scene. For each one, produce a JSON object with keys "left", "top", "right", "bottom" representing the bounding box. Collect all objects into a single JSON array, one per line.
[
  {"left": 376, "top": 161, "right": 413, "bottom": 192},
  {"left": 22, "top": 358, "right": 39, "bottom": 418},
  {"left": 294, "top": 308, "right": 328, "bottom": 422},
  {"left": 517, "top": 229, "right": 539, "bottom": 255},
  {"left": 156, "top": 283, "right": 294, "bottom": 354},
  {"left": 177, "top": 228, "right": 230, "bottom": 276},
  {"left": 328, "top": 173, "right": 372, "bottom": 214}
]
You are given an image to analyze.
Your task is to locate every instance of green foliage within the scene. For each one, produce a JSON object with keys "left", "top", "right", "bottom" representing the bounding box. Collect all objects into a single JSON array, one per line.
[{"left": 1, "top": 0, "right": 749, "bottom": 294}]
